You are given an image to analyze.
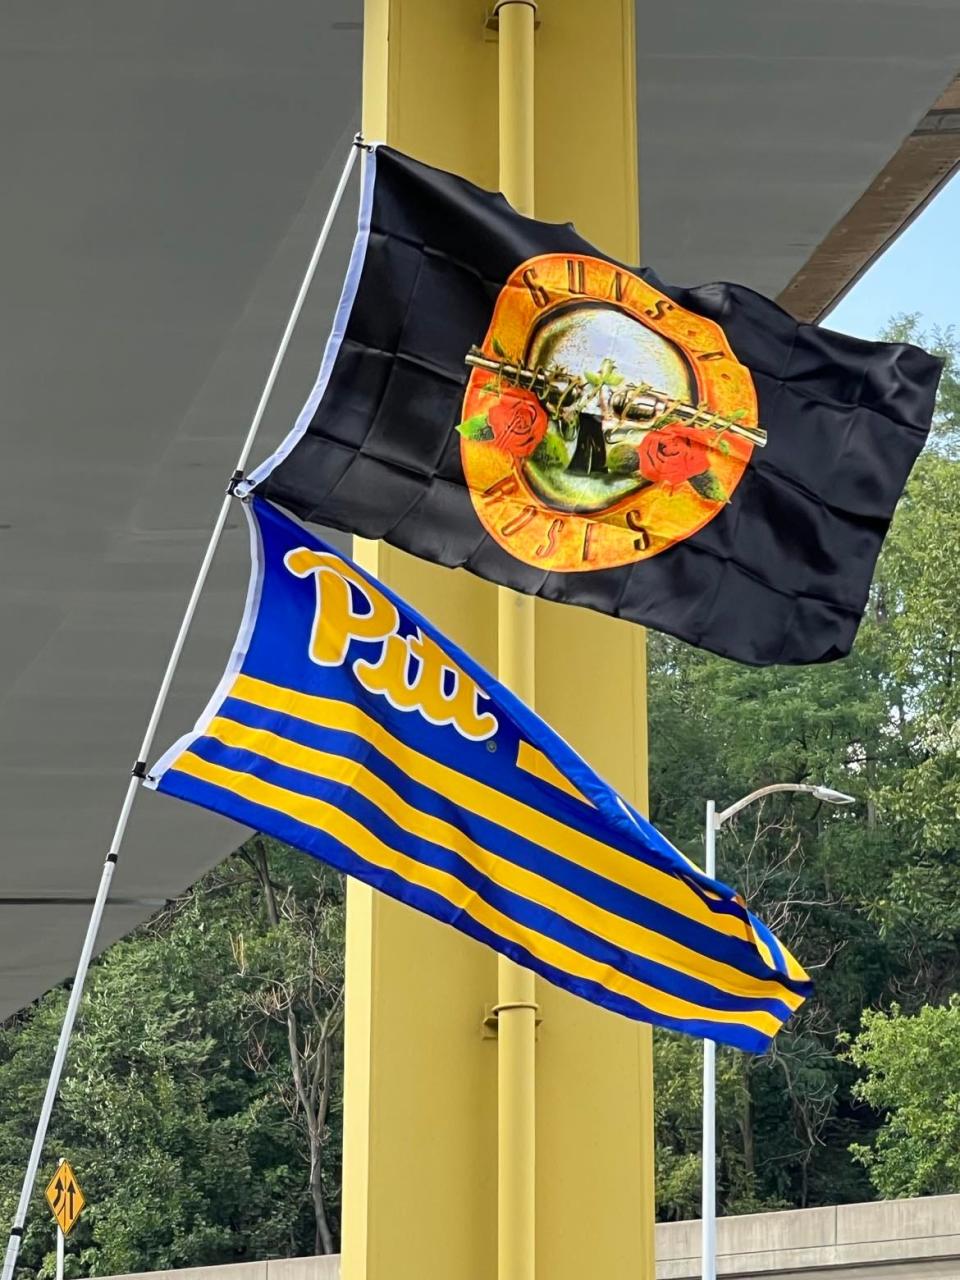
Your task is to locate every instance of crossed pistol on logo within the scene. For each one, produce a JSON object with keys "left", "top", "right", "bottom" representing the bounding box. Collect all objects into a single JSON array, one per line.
[{"left": 465, "top": 344, "right": 767, "bottom": 475}]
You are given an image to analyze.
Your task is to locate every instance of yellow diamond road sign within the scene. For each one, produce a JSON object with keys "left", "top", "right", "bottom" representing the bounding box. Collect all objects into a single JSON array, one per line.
[{"left": 45, "top": 1161, "right": 85, "bottom": 1236}]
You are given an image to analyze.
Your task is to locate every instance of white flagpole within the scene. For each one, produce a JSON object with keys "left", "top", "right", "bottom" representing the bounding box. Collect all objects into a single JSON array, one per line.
[{"left": 0, "top": 135, "right": 362, "bottom": 1280}]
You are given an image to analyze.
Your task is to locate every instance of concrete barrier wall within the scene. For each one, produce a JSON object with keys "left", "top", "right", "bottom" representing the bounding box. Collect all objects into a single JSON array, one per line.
[
  {"left": 98, "top": 1258, "right": 341, "bottom": 1280},
  {"left": 657, "top": 1192, "right": 960, "bottom": 1278},
  {"left": 96, "top": 1193, "right": 960, "bottom": 1280}
]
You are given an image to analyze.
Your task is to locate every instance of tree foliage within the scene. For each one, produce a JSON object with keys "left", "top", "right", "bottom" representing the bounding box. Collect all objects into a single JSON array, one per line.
[
  {"left": 650, "top": 315, "right": 960, "bottom": 1217},
  {"left": 0, "top": 841, "right": 344, "bottom": 1278},
  {"left": 844, "top": 998, "right": 960, "bottom": 1198}
]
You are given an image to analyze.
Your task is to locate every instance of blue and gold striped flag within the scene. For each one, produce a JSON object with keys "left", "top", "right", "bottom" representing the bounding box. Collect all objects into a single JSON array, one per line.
[{"left": 147, "top": 496, "right": 811, "bottom": 1052}]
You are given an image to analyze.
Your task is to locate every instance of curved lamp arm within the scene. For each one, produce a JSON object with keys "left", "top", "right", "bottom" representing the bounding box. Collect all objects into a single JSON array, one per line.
[{"left": 715, "top": 782, "right": 855, "bottom": 830}]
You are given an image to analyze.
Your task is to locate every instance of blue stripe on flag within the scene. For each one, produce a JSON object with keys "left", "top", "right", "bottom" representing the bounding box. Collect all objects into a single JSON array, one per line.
[
  {"left": 158, "top": 760, "right": 776, "bottom": 1054},
  {"left": 182, "top": 734, "right": 797, "bottom": 1022},
  {"left": 211, "top": 696, "right": 799, "bottom": 991}
]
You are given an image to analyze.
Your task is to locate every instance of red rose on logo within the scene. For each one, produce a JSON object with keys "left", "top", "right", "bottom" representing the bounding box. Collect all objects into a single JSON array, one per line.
[
  {"left": 487, "top": 388, "right": 548, "bottom": 459},
  {"left": 636, "top": 425, "right": 710, "bottom": 487}
]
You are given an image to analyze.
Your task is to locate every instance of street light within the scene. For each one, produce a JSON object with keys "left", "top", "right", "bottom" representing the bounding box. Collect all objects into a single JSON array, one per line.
[{"left": 701, "top": 782, "right": 855, "bottom": 1280}]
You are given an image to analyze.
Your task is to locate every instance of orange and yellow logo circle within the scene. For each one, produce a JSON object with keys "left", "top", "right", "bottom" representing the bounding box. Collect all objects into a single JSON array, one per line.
[{"left": 457, "top": 254, "right": 760, "bottom": 572}]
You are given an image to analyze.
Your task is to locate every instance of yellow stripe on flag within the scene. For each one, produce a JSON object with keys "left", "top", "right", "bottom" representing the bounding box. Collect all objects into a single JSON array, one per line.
[
  {"left": 171, "top": 748, "right": 789, "bottom": 1039},
  {"left": 516, "top": 740, "right": 591, "bottom": 805},
  {"left": 201, "top": 713, "right": 803, "bottom": 1009},
  {"left": 226, "top": 672, "right": 805, "bottom": 981}
]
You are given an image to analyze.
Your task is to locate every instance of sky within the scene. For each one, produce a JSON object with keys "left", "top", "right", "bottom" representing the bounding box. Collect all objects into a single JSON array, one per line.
[{"left": 826, "top": 170, "right": 960, "bottom": 341}]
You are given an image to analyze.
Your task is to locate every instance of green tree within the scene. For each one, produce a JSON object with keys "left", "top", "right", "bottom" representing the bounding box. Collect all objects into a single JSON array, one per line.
[
  {"left": 845, "top": 998, "right": 960, "bottom": 1197},
  {"left": 649, "top": 314, "right": 960, "bottom": 1215},
  {"left": 0, "top": 839, "right": 344, "bottom": 1278},
  {"left": 654, "top": 1030, "right": 773, "bottom": 1220},
  {"left": 230, "top": 839, "right": 345, "bottom": 1255}
]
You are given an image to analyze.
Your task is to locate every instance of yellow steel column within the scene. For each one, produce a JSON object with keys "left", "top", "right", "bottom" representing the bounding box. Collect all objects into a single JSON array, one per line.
[
  {"left": 344, "top": 11, "right": 500, "bottom": 1280},
  {"left": 495, "top": 12, "right": 538, "bottom": 1280},
  {"left": 345, "top": 4, "right": 655, "bottom": 1277}
]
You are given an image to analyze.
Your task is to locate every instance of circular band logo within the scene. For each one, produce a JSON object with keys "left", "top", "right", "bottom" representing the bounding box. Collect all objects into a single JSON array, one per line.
[{"left": 457, "top": 254, "right": 764, "bottom": 572}]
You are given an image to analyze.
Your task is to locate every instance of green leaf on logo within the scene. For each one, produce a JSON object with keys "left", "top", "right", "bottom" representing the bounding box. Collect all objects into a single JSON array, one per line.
[
  {"left": 492, "top": 337, "right": 508, "bottom": 358},
  {"left": 688, "top": 469, "right": 729, "bottom": 503},
  {"left": 606, "top": 443, "right": 640, "bottom": 475},
  {"left": 729, "top": 408, "right": 747, "bottom": 422},
  {"left": 531, "top": 430, "right": 568, "bottom": 469},
  {"left": 456, "top": 413, "right": 494, "bottom": 441},
  {"left": 717, "top": 437, "right": 731, "bottom": 455}
]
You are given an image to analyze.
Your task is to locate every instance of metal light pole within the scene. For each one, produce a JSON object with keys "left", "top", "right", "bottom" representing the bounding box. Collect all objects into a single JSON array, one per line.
[{"left": 700, "top": 783, "right": 854, "bottom": 1280}]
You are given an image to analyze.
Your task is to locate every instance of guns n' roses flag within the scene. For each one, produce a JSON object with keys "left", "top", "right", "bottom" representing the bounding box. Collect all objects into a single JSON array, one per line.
[{"left": 245, "top": 145, "right": 942, "bottom": 666}]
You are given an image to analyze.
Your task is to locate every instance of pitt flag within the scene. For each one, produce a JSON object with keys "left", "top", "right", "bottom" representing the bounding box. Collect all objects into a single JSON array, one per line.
[
  {"left": 241, "top": 145, "right": 942, "bottom": 667},
  {"left": 147, "top": 496, "right": 811, "bottom": 1052}
]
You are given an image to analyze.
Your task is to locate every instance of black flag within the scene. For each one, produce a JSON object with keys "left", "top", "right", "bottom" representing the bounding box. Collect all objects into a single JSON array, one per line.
[{"left": 246, "top": 145, "right": 941, "bottom": 666}]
